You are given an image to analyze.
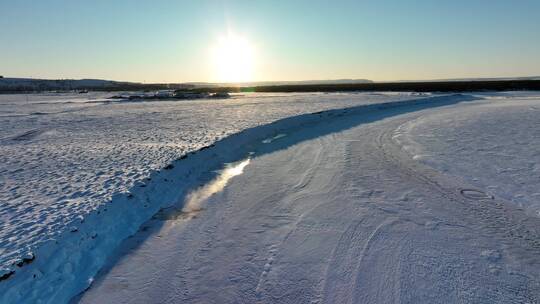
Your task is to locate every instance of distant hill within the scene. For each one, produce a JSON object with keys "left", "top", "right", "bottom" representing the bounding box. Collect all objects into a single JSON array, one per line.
[
  {"left": 255, "top": 79, "right": 373, "bottom": 85},
  {"left": 186, "top": 79, "right": 373, "bottom": 87},
  {"left": 0, "top": 78, "right": 193, "bottom": 93},
  {"left": 0, "top": 77, "right": 373, "bottom": 93},
  {"left": 195, "top": 79, "right": 540, "bottom": 93},
  {"left": 389, "top": 76, "right": 540, "bottom": 83},
  {"left": 2, "top": 76, "right": 539, "bottom": 93}
]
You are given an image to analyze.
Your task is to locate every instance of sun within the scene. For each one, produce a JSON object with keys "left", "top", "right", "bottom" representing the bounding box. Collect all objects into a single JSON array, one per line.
[{"left": 211, "top": 34, "right": 255, "bottom": 83}]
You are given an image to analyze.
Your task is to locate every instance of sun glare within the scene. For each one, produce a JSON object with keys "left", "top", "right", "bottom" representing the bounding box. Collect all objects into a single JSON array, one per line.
[{"left": 211, "top": 34, "right": 255, "bottom": 83}]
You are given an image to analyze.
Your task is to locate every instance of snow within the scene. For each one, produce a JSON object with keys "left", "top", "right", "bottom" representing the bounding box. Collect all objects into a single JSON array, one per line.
[
  {"left": 75, "top": 92, "right": 540, "bottom": 303},
  {"left": 0, "top": 91, "right": 428, "bottom": 303},
  {"left": 2, "top": 91, "right": 540, "bottom": 303},
  {"left": 393, "top": 91, "right": 540, "bottom": 217}
]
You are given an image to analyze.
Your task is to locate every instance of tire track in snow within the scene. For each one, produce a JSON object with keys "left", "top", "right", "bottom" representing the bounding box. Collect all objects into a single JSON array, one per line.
[
  {"left": 320, "top": 216, "right": 393, "bottom": 304},
  {"left": 351, "top": 218, "right": 405, "bottom": 304},
  {"left": 254, "top": 136, "right": 336, "bottom": 300},
  {"left": 380, "top": 113, "right": 540, "bottom": 291},
  {"left": 290, "top": 139, "right": 324, "bottom": 191}
]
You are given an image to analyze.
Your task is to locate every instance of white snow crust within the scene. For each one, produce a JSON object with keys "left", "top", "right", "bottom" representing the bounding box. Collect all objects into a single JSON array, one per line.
[
  {"left": 3, "top": 91, "right": 540, "bottom": 303},
  {"left": 394, "top": 91, "right": 540, "bottom": 217},
  {"left": 0, "top": 91, "right": 424, "bottom": 302}
]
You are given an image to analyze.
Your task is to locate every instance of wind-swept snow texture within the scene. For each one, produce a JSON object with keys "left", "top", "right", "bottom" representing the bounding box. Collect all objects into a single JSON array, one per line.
[
  {"left": 77, "top": 92, "right": 540, "bottom": 304},
  {"left": 0, "top": 91, "right": 427, "bottom": 302},
  {"left": 394, "top": 91, "right": 540, "bottom": 217}
]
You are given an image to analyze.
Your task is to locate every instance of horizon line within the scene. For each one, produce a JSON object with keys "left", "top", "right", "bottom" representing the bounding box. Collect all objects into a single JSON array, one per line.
[{"left": 2, "top": 75, "right": 540, "bottom": 85}]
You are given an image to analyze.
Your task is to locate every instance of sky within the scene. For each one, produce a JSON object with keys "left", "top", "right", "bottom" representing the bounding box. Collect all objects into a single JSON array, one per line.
[{"left": 1, "top": 0, "right": 539, "bottom": 83}]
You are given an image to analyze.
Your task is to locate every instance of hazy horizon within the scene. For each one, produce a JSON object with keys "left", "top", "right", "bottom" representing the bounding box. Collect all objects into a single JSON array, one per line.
[
  {"left": 2, "top": 75, "right": 540, "bottom": 85},
  {"left": 2, "top": 1, "right": 539, "bottom": 83}
]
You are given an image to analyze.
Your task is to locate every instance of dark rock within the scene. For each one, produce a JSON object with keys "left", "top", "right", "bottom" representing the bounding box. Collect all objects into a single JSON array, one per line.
[{"left": 0, "top": 270, "right": 14, "bottom": 281}]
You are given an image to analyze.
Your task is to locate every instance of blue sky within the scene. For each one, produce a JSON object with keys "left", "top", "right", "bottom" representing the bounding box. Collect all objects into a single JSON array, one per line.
[{"left": 1, "top": 0, "right": 539, "bottom": 82}]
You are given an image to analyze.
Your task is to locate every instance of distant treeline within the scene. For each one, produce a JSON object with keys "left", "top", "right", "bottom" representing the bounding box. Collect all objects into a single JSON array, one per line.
[{"left": 197, "top": 80, "right": 540, "bottom": 93}]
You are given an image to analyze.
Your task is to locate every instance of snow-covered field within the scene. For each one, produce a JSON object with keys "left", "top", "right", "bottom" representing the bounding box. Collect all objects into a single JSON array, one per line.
[
  {"left": 2, "top": 91, "right": 540, "bottom": 303},
  {"left": 74, "top": 91, "right": 540, "bottom": 304},
  {"left": 0, "top": 91, "right": 428, "bottom": 302},
  {"left": 394, "top": 92, "right": 540, "bottom": 218}
]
